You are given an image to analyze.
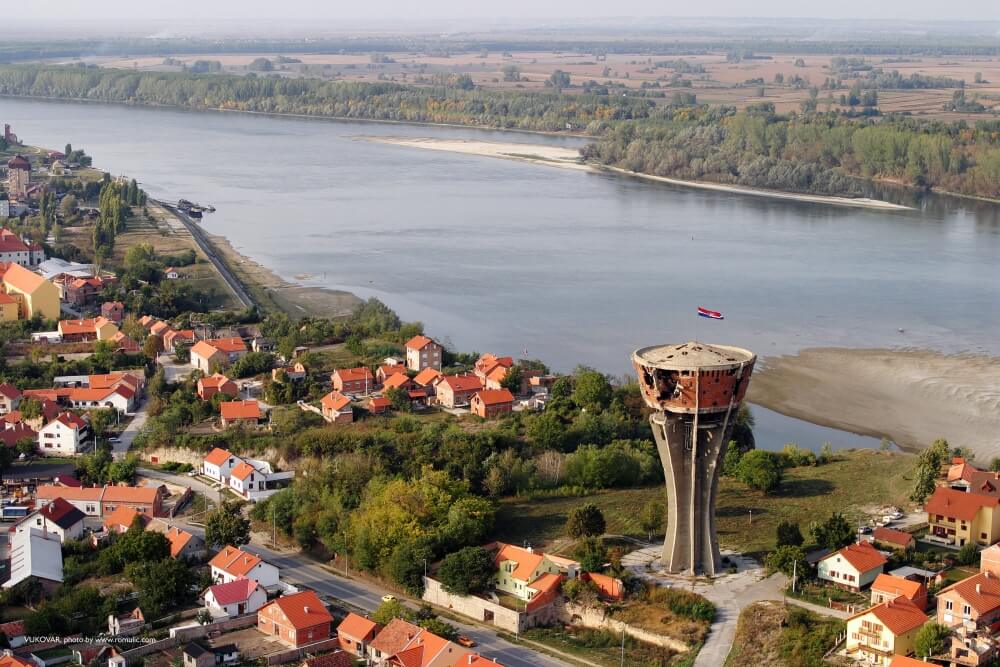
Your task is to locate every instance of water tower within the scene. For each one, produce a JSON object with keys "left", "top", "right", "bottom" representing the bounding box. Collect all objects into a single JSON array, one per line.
[{"left": 632, "top": 341, "right": 756, "bottom": 576}]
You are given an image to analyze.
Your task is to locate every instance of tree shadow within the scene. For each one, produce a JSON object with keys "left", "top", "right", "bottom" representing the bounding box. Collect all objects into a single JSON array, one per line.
[{"left": 780, "top": 477, "right": 835, "bottom": 498}]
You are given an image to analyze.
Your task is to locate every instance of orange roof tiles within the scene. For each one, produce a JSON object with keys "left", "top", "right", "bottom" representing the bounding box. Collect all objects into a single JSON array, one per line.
[
  {"left": 474, "top": 389, "right": 514, "bottom": 406},
  {"left": 302, "top": 652, "right": 354, "bottom": 667},
  {"left": 925, "top": 486, "right": 999, "bottom": 520},
  {"left": 412, "top": 368, "right": 442, "bottom": 386},
  {"left": 939, "top": 571, "right": 1000, "bottom": 615},
  {"left": 102, "top": 484, "right": 162, "bottom": 505},
  {"left": 369, "top": 618, "right": 424, "bottom": 657},
  {"left": 220, "top": 400, "right": 261, "bottom": 421},
  {"left": 871, "top": 574, "right": 924, "bottom": 602},
  {"left": 405, "top": 335, "right": 436, "bottom": 351},
  {"left": 337, "top": 613, "right": 380, "bottom": 641},
  {"left": 0, "top": 653, "right": 35, "bottom": 667},
  {"left": 826, "top": 542, "right": 887, "bottom": 573},
  {"left": 230, "top": 461, "right": 256, "bottom": 481},
  {"left": 53, "top": 411, "right": 88, "bottom": 430},
  {"left": 58, "top": 318, "right": 107, "bottom": 335},
  {"left": 2, "top": 262, "right": 48, "bottom": 294},
  {"left": 104, "top": 506, "right": 148, "bottom": 531},
  {"left": 382, "top": 373, "right": 412, "bottom": 390},
  {"left": 368, "top": 396, "right": 392, "bottom": 410},
  {"left": 204, "top": 447, "right": 233, "bottom": 466},
  {"left": 440, "top": 374, "right": 483, "bottom": 392},
  {"left": 263, "top": 590, "right": 332, "bottom": 630},
  {"left": 321, "top": 391, "right": 351, "bottom": 412},
  {"left": 36, "top": 485, "right": 104, "bottom": 503},
  {"left": 378, "top": 364, "right": 406, "bottom": 378},
  {"left": 493, "top": 543, "right": 545, "bottom": 581},
  {"left": 872, "top": 526, "right": 915, "bottom": 547},
  {"left": 210, "top": 545, "right": 264, "bottom": 577},
  {"left": 851, "top": 597, "right": 927, "bottom": 635},
  {"left": 888, "top": 657, "right": 935, "bottom": 667},
  {"left": 333, "top": 367, "right": 374, "bottom": 383},
  {"left": 165, "top": 526, "right": 195, "bottom": 558},
  {"left": 207, "top": 337, "right": 246, "bottom": 353},
  {"left": 199, "top": 373, "right": 235, "bottom": 390}
]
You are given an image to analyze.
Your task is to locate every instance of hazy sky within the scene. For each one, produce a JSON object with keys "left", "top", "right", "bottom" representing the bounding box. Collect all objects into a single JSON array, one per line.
[{"left": 13, "top": 0, "right": 1000, "bottom": 24}]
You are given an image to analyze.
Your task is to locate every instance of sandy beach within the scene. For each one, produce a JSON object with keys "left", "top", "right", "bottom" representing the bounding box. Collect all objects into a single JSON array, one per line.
[
  {"left": 750, "top": 348, "right": 1000, "bottom": 458},
  {"left": 368, "top": 136, "right": 912, "bottom": 211}
]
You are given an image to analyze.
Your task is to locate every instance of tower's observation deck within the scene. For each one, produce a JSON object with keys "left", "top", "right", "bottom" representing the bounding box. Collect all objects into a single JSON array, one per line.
[{"left": 631, "top": 341, "right": 756, "bottom": 575}]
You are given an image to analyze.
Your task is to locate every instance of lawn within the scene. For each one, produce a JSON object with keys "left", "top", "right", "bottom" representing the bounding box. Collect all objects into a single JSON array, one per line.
[{"left": 495, "top": 450, "right": 915, "bottom": 558}]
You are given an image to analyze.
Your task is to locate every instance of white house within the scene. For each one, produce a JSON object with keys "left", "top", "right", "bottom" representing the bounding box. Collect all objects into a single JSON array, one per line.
[
  {"left": 3, "top": 527, "right": 63, "bottom": 589},
  {"left": 208, "top": 546, "right": 280, "bottom": 587},
  {"left": 66, "top": 385, "right": 136, "bottom": 415},
  {"left": 203, "top": 577, "right": 267, "bottom": 618},
  {"left": 37, "top": 412, "right": 90, "bottom": 455},
  {"left": 818, "top": 542, "right": 888, "bottom": 592},
  {"left": 227, "top": 459, "right": 294, "bottom": 503},
  {"left": 16, "top": 497, "right": 86, "bottom": 543},
  {"left": 202, "top": 447, "right": 239, "bottom": 483}
]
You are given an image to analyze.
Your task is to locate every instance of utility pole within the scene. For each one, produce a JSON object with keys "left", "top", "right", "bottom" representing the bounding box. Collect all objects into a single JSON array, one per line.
[
  {"left": 749, "top": 509, "right": 752, "bottom": 526},
  {"left": 792, "top": 558, "right": 797, "bottom": 593},
  {"left": 620, "top": 626, "right": 626, "bottom": 666}
]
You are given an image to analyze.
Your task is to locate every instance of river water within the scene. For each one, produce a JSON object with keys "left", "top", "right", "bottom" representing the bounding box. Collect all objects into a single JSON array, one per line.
[{"left": 5, "top": 97, "right": 999, "bottom": 451}]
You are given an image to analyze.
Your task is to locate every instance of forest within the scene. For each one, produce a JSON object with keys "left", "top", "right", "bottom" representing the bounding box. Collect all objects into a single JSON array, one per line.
[{"left": 2, "top": 64, "right": 1000, "bottom": 199}]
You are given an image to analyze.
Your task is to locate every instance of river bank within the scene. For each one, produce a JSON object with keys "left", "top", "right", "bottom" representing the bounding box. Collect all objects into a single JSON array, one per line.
[
  {"left": 366, "top": 136, "right": 913, "bottom": 211},
  {"left": 748, "top": 347, "right": 1000, "bottom": 459}
]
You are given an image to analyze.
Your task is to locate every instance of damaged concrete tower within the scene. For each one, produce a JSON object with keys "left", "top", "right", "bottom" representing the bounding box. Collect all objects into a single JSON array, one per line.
[{"left": 632, "top": 341, "right": 756, "bottom": 576}]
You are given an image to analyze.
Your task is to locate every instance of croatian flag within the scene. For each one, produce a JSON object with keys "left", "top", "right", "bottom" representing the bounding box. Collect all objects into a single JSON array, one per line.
[{"left": 697, "top": 306, "right": 724, "bottom": 320}]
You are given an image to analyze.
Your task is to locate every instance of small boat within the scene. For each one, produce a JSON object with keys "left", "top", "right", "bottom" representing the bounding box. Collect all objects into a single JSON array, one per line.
[{"left": 188, "top": 208, "right": 203, "bottom": 219}]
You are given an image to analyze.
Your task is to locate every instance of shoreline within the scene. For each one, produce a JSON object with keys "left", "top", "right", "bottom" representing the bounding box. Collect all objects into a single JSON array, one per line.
[
  {"left": 367, "top": 136, "right": 914, "bottom": 211},
  {"left": 749, "top": 347, "right": 1000, "bottom": 459}
]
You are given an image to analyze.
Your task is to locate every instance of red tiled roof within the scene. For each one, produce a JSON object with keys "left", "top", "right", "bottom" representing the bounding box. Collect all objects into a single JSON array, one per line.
[
  {"left": 0, "top": 382, "right": 21, "bottom": 399},
  {"left": 440, "top": 375, "right": 482, "bottom": 392},
  {"left": 7, "top": 155, "right": 30, "bottom": 169},
  {"left": 321, "top": 391, "right": 351, "bottom": 412},
  {"left": 166, "top": 526, "right": 195, "bottom": 558},
  {"left": 102, "top": 484, "right": 161, "bottom": 504},
  {"left": 220, "top": 400, "right": 261, "bottom": 421},
  {"left": 871, "top": 574, "right": 924, "bottom": 602},
  {"left": 851, "top": 597, "right": 927, "bottom": 635},
  {"left": 825, "top": 542, "right": 886, "bottom": 573},
  {"left": 38, "top": 496, "right": 85, "bottom": 529},
  {"left": 370, "top": 618, "right": 424, "bottom": 657},
  {"left": 230, "top": 461, "right": 256, "bottom": 481},
  {"left": 0, "top": 423, "right": 36, "bottom": 446},
  {"left": 378, "top": 364, "right": 406, "bottom": 378},
  {"left": 412, "top": 368, "right": 442, "bottom": 386},
  {"left": 493, "top": 542, "right": 545, "bottom": 581},
  {"left": 204, "top": 448, "right": 233, "bottom": 466},
  {"left": 199, "top": 373, "right": 234, "bottom": 390},
  {"left": 382, "top": 374, "right": 412, "bottom": 390},
  {"left": 940, "top": 571, "right": 1000, "bottom": 615},
  {"left": 405, "top": 335, "right": 436, "bottom": 351},
  {"left": 0, "top": 654, "right": 34, "bottom": 667},
  {"left": 59, "top": 318, "right": 108, "bottom": 335},
  {"left": 210, "top": 546, "right": 264, "bottom": 577},
  {"left": 262, "top": 590, "right": 333, "bottom": 631},
  {"left": 872, "top": 526, "right": 915, "bottom": 547},
  {"left": 333, "top": 367, "right": 373, "bottom": 383},
  {"left": 104, "top": 506, "right": 149, "bottom": 531},
  {"left": 888, "top": 657, "right": 935, "bottom": 667},
  {"left": 368, "top": 396, "right": 392, "bottom": 410},
  {"left": 36, "top": 485, "right": 104, "bottom": 502},
  {"left": 0, "top": 619, "right": 25, "bottom": 639},
  {"left": 208, "top": 577, "right": 260, "bottom": 606},
  {"left": 302, "top": 652, "right": 354, "bottom": 667},
  {"left": 925, "top": 486, "right": 999, "bottom": 520},
  {"left": 337, "top": 613, "right": 380, "bottom": 641},
  {"left": 1, "top": 263, "right": 47, "bottom": 294},
  {"left": 474, "top": 389, "right": 514, "bottom": 406},
  {"left": 52, "top": 411, "right": 88, "bottom": 430},
  {"left": 206, "top": 337, "right": 246, "bottom": 353}
]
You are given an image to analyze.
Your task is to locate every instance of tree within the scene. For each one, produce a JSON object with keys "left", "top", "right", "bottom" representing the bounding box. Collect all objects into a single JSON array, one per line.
[
  {"left": 19, "top": 398, "right": 43, "bottom": 421},
  {"left": 572, "top": 369, "right": 612, "bottom": 411},
  {"left": 914, "top": 622, "right": 951, "bottom": 658},
  {"left": 502, "top": 65, "right": 521, "bottom": 82},
  {"left": 911, "top": 438, "right": 950, "bottom": 503},
  {"left": 810, "top": 512, "right": 854, "bottom": 551},
  {"left": 143, "top": 334, "right": 161, "bottom": 359},
  {"left": 957, "top": 542, "right": 978, "bottom": 566},
  {"left": 776, "top": 520, "right": 804, "bottom": 547},
  {"left": 638, "top": 500, "right": 664, "bottom": 542},
  {"left": 575, "top": 536, "right": 607, "bottom": 572},
  {"left": 386, "top": 539, "right": 434, "bottom": 594},
  {"left": 205, "top": 501, "right": 251, "bottom": 547},
  {"left": 125, "top": 558, "right": 192, "bottom": 618},
  {"left": 990, "top": 457, "right": 1000, "bottom": 472},
  {"left": 765, "top": 545, "right": 807, "bottom": 578},
  {"left": 384, "top": 385, "right": 410, "bottom": 412},
  {"left": 372, "top": 598, "right": 410, "bottom": 625},
  {"left": 500, "top": 365, "right": 522, "bottom": 393},
  {"left": 437, "top": 546, "right": 496, "bottom": 595},
  {"left": 59, "top": 194, "right": 77, "bottom": 219},
  {"left": 566, "top": 503, "right": 606, "bottom": 538},
  {"left": 736, "top": 450, "right": 783, "bottom": 493}
]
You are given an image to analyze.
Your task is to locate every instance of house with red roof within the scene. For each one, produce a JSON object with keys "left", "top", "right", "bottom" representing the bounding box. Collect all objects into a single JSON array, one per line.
[
  {"left": 163, "top": 328, "right": 196, "bottom": 353},
  {"left": 203, "top": 577, "right": 267, "bottom": 619},
  {"left": 845, "top": 597, "right": 928, "bottom": 664},
  {"left": 376, "top": 363, "right": 407, "bottom": 385},
  {"left": 490, "top": 542, "right": 580, "bottom": 610},
  {"left": 227, "top": 457, "right": 293, "bottom": 502},
  {"left": 202, "top": 447, "right": 239, "bottom": 483},
  {"left": 17, "top": 496, "right": 86, "bottom": 542},
  {"left": 100, "top": 300, "right": 125, "bottom": 323},
  {"left": 272, "top": 362, "right": 306, "bottom": 382},
  {"left": 367, "top": 396, "right": 392, "bottom": 415},
  {"left": 0, "top": 423, "right": 36, "bottom": 450},
  {"left": 818, "top": 542, "right": 887, "bottom": 591},
  {"left": 367, "top": 618, "right": 425, "bottom": 665},
  {"left": 381, "top": 373, "right": 415, "bottom": 393},
  {"left": 331, "top": 367, "right": 374, "bottom": 395},
  {"left": 412, "top": 368, "right": 443, "bottom": 396},
  {"left": 0, "top": 619, "right": 26, "bottom": 648},
  {"left": 209, "top": 545, "right": 280, "bottom": 587},
  {"left": 321, "top": 391, "right": 353, "bottom": 424},
  {"left": 0, "top": 382, "right": 21, "bottom": 415},
  {"left": 337, "top": 612, "right": 381, "bottom": 657},
  {"left": 871, "top": 573, "right": 927, "bottom": 611},
  {"left": 190, "top": 337, "right": 247, "bottom": 373},
  {"left": 872, "top": 526, "right": 916, "bottom": 552},
  {"left": 257, "top": 590, "right": 333, "bottom": 648},
  {"left": 435, "top": 375, "right": 483, "bottom": 408},
  {"left": 220, "top": 399, "right": 262, "bottom": 428},
  {"left": 470, "top": 389, "right": 515, "bottom": 419},
  {"left": 197, "top": 373, "right": 238, "bottom": 401},
  {"left": 37, "top": 411, "right": 90, "bottom": 455},
  {"left": 149, "top": 521, "right": 205, "bottom": 560},
  {"left": 385, "top": 630, "right": 468, "bottom": 667},
  {"left": 0, "top": 654, "right": 33, "bottom": 667},
  {"left": 925, "top": 485, "right": 1000, "bottom": 547},
  {"left": 57, "top": 316, "right": 119, "bottom": 342},
  {"left": 65, "top": 276, "right": 110, "bottom": 307},
  {"left": 103, "top": 506, "right": 150, "bottom": 533},
  {"left": 405, "top": 335, "right": 443, "bottom": 372}
]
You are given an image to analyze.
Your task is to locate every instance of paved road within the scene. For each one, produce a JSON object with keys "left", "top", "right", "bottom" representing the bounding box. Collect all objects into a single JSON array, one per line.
[
  {"left": 153, "top": 200, "right": 255, "bottom": 310},
  {"left": 113, "top": 400, "right": 150, "bottom": 460},
  {"left": 138, "top": 469, "right": 568, "bottom": 667}
]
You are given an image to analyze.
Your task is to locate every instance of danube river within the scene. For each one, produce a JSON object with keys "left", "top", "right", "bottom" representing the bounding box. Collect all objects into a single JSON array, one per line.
[{"left": 5, "top": 97, "right": 1000, "bottom": 450}]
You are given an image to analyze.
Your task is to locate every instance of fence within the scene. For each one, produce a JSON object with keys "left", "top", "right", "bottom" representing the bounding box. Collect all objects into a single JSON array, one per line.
[
  {"left": 264, "top": 637, "right": 341, "bottom": 665},
  {"left": 117, "top": 615, "right": 257, "bottom": 664}
]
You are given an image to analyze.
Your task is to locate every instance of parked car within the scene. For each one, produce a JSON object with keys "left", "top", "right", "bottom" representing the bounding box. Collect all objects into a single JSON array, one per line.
[{"left": 381, "top": 594, "right": 397, "bottom": 604}]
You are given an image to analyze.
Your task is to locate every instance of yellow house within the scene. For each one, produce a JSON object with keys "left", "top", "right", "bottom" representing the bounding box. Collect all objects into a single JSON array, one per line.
[
  {"left": 925, "top": 486, "right": 1000, "bottom": 548},
  {"left": 846, "top": 597, "right": 928, "bottom": 665},
  {"left": 491, "top": 542, "right": 579, "bottom": 603},
  {"left": 1, "top": 262, "right": 60, "bottom": 320},
  {"left": 0, "top": 292, "right": 19, "bottom": 321}
]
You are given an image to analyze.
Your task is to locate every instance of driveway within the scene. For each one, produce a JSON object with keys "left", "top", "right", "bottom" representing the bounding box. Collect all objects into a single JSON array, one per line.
[
  {"left": 113, "top": 400, "right": 149, "bottom": 460},
  {"left": 157, "top": 353, "right": 192, "bottom": 383}
]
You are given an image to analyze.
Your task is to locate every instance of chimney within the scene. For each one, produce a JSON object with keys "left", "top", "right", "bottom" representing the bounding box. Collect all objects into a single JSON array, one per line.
[
  {"left": 986, "top": 571, "right": 992, "bottom": 579},
  {"left": 468, "top": 656, "right": 475, "bottom": 665},
  {"left": 977, "top": 584, "right": 982, "bottom": 594},
  {"left": 304, "top": 606, "right": 310, "bottom": 613}
]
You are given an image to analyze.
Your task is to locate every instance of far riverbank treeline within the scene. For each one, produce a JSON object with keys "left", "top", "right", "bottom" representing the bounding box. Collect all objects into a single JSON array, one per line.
[{"left": 2, "top": 64, "right": 999, "bottom": 200}]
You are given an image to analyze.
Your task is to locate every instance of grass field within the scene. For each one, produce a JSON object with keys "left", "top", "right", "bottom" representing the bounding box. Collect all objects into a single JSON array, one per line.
[
  {"left": 725, "top": 601, "right": 844, "bottom": 667},
  {"left": 495, "top": 449, "right": 915, "bottom": 557}
]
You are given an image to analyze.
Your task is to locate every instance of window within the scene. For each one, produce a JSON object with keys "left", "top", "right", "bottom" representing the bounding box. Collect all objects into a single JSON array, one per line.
[
  {"left": 946, "top": 600, "right": 954, "bottom": 611},
  {"left": 982, "top": 533, "right": 988, "bottom": 540},
  {"left": 963, "top": 604, "right": 972, "bottom": 617}
]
